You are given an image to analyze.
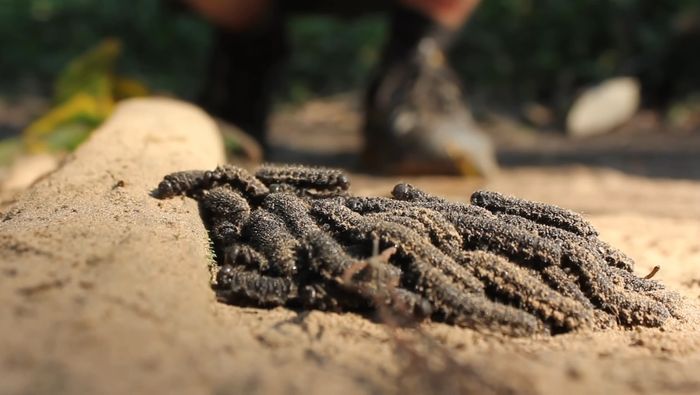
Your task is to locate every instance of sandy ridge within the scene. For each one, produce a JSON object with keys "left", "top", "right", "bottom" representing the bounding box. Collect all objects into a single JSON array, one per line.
[{"left": 0, "top": 98, "right": 230, "bottom": 394}]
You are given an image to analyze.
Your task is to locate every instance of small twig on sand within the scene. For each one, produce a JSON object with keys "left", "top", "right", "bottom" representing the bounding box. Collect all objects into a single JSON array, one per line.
[{"left": 644, "top": 265, "right": 661, "bottom": 280}]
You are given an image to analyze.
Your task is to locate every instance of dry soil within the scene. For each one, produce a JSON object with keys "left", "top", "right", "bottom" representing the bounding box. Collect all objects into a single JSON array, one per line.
[{"left": 1, "top": 97, "right": 699, "bottom": 395}]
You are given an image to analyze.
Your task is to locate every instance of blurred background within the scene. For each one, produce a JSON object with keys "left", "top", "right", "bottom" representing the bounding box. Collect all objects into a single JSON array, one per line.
[{"left": 0, "top": 0, "right": 699, "bottom": 183}]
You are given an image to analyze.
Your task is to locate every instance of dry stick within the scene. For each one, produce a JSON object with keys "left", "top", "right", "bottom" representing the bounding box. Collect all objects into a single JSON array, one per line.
[{"left": 644, "top": 265, "right": 661, "bottom": 280}]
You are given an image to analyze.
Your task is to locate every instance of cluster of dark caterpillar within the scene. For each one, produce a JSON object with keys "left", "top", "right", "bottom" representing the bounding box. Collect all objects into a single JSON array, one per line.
[{"left": 154, "top": 164, "right": 681, "bottom": 336}]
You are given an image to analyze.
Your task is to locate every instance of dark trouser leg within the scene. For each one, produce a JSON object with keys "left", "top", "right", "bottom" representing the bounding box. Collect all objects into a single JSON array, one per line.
[
  {"left": 196, "top": 0, "right": 391, "bottom": 151},
  {"left": 198, "top": 11, "right": 287, "bottom": 149},
  {"left": 195, "top": 0, "right": 496, "bottom": 175},
  {"left": 196, "top": 0, "right": 386, "bottom": 151}
]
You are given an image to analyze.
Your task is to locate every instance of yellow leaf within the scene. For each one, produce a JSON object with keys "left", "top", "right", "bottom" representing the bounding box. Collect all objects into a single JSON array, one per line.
[
  {"left": 113, "top": 76, "right": 149, "bottom": 99},
  {"left": 23, "top": 93, "right": 112, "bottom": 153},
  {"left": 54, "top": 38, "right": 122, "bottom": 104},
  {"left": 22, "top": 37, "right": 150, "bottom": 154}
]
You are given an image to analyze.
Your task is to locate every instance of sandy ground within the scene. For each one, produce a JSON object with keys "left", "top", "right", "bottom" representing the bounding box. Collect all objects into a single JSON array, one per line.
[{"left": 1, "top": 97, "right": 700, "bottom": 394}]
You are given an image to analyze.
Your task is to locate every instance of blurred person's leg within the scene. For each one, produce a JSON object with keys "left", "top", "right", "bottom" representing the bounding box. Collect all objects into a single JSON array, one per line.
[
  {"left": 188, "top": 0, "right": 384, "bottom": 149},
  {"left": 187, "top": 0, "right": 284, "bottom": 149},
  {"left": 402, "top": 0, "right": 480, "bottom": 28},
  {"left": 186, "top": 0, "right": 495, "bottom": 174},
  {"left": 363, "top": 0, "right": 497, "bottom": 175},
  {"left": 186, "top": 0, "right": 272, "bottom": 31}
]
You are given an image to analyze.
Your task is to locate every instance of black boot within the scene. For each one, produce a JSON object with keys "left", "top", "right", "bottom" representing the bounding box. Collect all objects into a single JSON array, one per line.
[
  {"left": 363, "top": 5, "right": 497, "bottom": 175},
  {"left": 198, "top": 14, "right": 287, "bottom": 150}
]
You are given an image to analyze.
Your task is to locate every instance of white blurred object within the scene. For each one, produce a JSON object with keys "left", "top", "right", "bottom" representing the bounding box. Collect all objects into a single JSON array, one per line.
[{"left": 567, "top": 77, "right": 641, "bottom": 138}]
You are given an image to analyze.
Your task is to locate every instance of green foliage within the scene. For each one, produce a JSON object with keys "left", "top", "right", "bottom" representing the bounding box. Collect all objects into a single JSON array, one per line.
[
  {"left": 0, "top": 137, "right": 23, "bottom": 166},
  {"left": 0, "top": 0, "right": 211, "bottom": 97},
  {"left": 283, "top": 15, "right": 386, "bottom": 103},
  {"left": 22, "top": 38, "right": 149, "bottom": 153},
  {"left": 53, "top": 38, "right": 121, "bottom": 103},
  {"left": 453, "top": 0, "right": 700, "bottom": 106},
  {"left": 0, "top": 0, "right": 698, "bottom": 107}
]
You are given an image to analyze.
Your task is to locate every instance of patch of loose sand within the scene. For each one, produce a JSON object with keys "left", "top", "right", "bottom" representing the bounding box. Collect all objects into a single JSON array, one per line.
[{"left": 1, "top": 98, "right": 700, "bottom": 395}]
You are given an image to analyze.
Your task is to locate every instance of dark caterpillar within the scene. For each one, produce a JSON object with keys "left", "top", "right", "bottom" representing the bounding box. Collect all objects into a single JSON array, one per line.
[{"left": 154, "top": 164, "right": 680, "bottom": 336}]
